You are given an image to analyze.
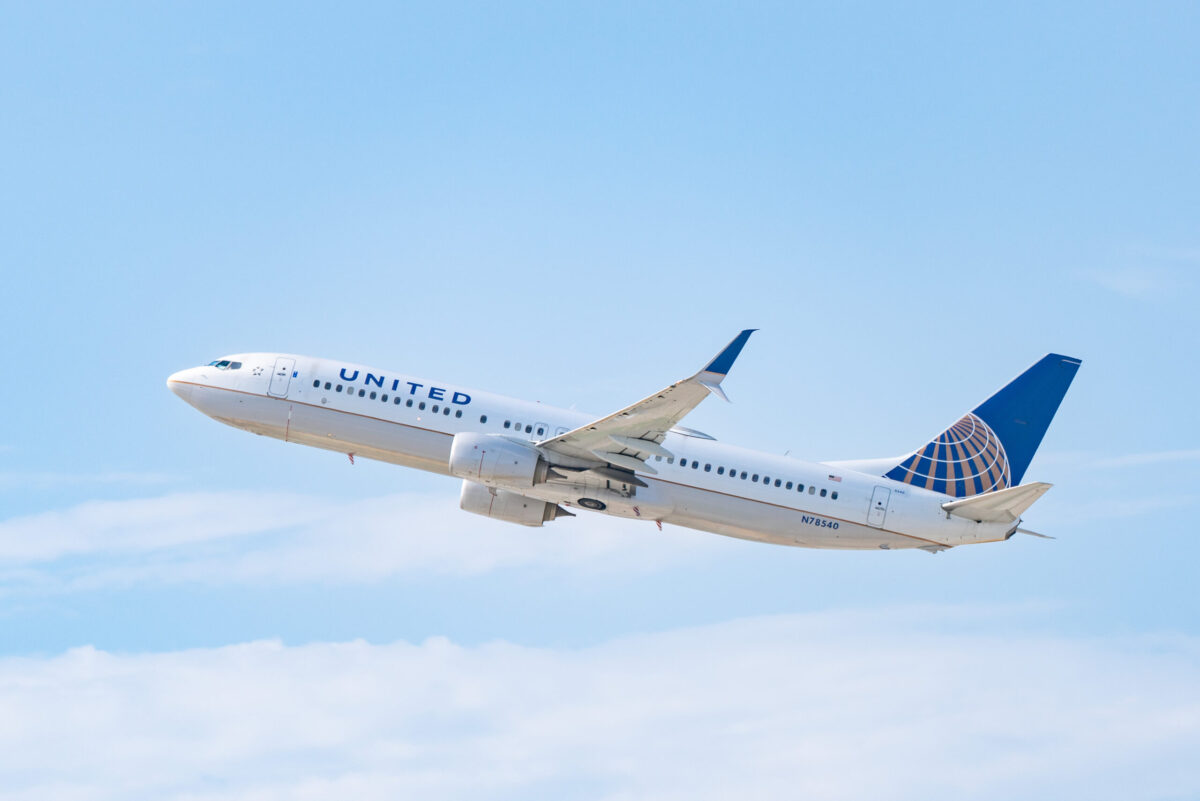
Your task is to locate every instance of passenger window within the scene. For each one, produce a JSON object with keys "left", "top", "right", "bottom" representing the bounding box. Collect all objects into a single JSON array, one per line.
[
  {"left": 809, "top": 486, "right": 816, "bottom": 494},
  {"left": 358, "top": 389, "right": 365, "bottom": 397},
  {"left": 831, "top": 491, "right": 839, "bottom": 500},
  {"left": 820, "top": 488, "right": 827, "bottom": 497},
  {"left": 480, "top": 415, "right": 488, "bottom": 423},
  {"left": 431, "top": 405, "right": 439, "bottom": 413},
  {"left": 717, "top": 466, "right": 724, "bottom": 475},
  {"left": 504, "top": 421, "right": 511, "bottom": 428},
  {"left": 336, "top": 385, "right": 343, "bottom": 392},
  {"left": 444, "top": 407, "right": 451, "bottom": 416},
  {"left": 406, "top": 399, "right": 414, "bottom": 407},
  {"left": 394, "top": 397, "right": 401, "bottom": 405},
  {"left": 525, "top": 425, "right": 532, "bottom": 434},
  {"left": 704, "top": 464, "right": 711, "bottom": 472},
  {"left": 381, "top": 394, "right": 388, "bottom": 402},
  {"left": 654, "top": 455, "right": 662, "bottom": 461},
  {"left": 455, "top": 409, "right": 462, "bottom": 418},
  {"left": 786, "top": 481, "right": 793, "bottom": 490},
  {"left": 797, "top": 484, "right": 804, "bottom": 492},
  {"left": 740, "top": 471, "right": 747, "bottom": 479},
  {"left": 324, "top": 382, "right": 331, "bottom": 390},
  {"left": 763, "top": 476, "right": 770, "bottom": 484},
  {"left": 370, "top": 391, "right": 377, "bottom": 400},
  {"left": 692, "top": 462, "right": 699, "bottom": 470},
  {"left": 680, "top": 459, "right": 687, "bottom": 468},
  {"left": 667, "top": 457, "right": 674, "bottom": 465},
  {"left": 418, "top": 402, "right": 426, "bottom": 410},
  {"left": 312, "top": 380, "right": 320, "bottom": 388},
  {"left": 752, "top": 474, "right": 759, "bottom": 482},
  {"left": 774, "top": 479, "right": 781, "bottom": 487}
]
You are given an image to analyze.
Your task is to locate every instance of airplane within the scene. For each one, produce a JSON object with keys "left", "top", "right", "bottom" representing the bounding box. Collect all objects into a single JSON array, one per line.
[{"left": 166, "top": 332, "right": 1080, "bottom": 552}]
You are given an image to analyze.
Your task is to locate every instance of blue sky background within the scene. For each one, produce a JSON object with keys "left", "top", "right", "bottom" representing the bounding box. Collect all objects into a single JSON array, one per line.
[{"left": 2, "top": 3, "right": 1198, "bottom": 798}]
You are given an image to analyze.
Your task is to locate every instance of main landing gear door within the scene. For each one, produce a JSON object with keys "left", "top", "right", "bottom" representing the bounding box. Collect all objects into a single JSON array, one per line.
[
  {"left": 868, "top": 486, "right": 891, "bottom": 527},
  {"left": 268, "top": 356, "right": 296, "bottom": 398}
]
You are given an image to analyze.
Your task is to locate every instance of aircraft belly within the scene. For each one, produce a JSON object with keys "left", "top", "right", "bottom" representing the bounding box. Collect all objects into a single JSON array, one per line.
[
  {"left": 287, "top": 401, "right": 454, "bottom": 474},
  {"left": 196, "top": 385, "right": 289, "bottom": 434},
  {"left": 656, "top": 481, "right": 928, "bottom": 550},
  {"left": 200, "top": 389, "right": 454, "bottom": 475}
]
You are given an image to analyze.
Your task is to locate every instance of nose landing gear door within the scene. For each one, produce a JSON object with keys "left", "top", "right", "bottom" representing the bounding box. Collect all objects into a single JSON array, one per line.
[{"left": 268, "top": 357, "right": 296, "bottom": 397}]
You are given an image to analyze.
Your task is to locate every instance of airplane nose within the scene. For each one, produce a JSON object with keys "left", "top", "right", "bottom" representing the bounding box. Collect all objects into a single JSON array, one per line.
[{"left": 166, "top": 369, "right": 194, "bottom": 401}]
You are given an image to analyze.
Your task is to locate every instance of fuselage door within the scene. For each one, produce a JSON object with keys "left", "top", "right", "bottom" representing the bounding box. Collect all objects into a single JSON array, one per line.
[
  {"left": 867, "top": 486, "right": 891, "bottom": 527},
  {"left": 268, "top": 356, "right": 296, "bottom": 398}
]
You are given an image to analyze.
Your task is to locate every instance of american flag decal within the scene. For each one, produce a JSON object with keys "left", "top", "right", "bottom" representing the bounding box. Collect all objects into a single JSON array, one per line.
[{"left": 828, "top": 474, "right": 841, "bottom": 483}]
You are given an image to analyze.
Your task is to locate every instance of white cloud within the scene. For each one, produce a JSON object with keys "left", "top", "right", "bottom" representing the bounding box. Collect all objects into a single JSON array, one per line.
[
  {"left": 0, "top": 492, "right": 721, "bottom": 593},
  {"left": 1091, "top": 449, "right": 1200, "bottom": 468},
  {"left": 1032, "top": 448, "right": 1200, "bottom": 474},
  {"left": 1084, "top": 267, "right": 1176, "bottom": 298},
  {"left": 0, "top": 471, "right": 176, "bottom": 491},
  {"left": 1, "top": 608, "right": 1198, "bottom": 800},
  {"left": 0, "top": 492, "right": 330, "bottom": 563}
]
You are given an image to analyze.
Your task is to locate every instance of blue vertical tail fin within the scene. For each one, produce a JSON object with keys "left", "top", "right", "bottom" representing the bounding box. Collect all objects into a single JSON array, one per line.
[{"left": 884, "top": 354, "right": 1081, "bottom": 497}]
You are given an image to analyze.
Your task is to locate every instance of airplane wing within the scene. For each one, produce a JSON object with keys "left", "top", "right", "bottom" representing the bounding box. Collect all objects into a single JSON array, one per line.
[{"left": 536, "top": 330, "right": 756, "bottom": 477}]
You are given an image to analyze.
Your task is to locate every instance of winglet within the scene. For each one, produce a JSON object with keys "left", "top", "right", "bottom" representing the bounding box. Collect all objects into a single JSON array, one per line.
[{"left": 702, "top": 329, "right": 757, "bottom": 377}]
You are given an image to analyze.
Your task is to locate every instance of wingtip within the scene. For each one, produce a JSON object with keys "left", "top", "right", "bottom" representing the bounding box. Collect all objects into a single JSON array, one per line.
[{"left": 703, "top": 329, "right": 757, "bottom": 376}]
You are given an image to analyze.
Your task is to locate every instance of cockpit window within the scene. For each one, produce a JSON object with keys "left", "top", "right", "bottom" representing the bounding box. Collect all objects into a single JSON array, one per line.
[{"left": 207, "top": 360, "right": 243, "bottom": 370}]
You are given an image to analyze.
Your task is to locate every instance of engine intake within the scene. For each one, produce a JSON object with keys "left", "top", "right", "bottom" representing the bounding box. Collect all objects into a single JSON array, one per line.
[
  {"left": 459, "top": 480, "right": 571, "bottom": 527},
  {"left": 449, "top": 432, "right": 550, "bottom": 489}
]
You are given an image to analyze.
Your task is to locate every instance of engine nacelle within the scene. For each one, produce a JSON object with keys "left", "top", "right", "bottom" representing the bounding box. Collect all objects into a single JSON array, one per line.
[
  {"left": 459, "top": 480, "right": 567, "bottom": 527},
  {"left": 449, "top": 432, "right": 549, "bottom": 489}
]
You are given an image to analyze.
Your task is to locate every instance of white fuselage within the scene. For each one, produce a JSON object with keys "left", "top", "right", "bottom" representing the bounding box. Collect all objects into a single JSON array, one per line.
[{"left": 168, "top": 353, "right": 1017, "bottom": 551}]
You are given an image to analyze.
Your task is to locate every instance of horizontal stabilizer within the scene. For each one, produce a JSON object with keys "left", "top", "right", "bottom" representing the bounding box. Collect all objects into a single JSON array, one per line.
[{"left": 941, "top": 482, "right": 1052, "bottom": 523}]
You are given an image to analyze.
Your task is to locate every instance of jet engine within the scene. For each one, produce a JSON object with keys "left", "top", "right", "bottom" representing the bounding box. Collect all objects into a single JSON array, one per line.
[
  {"left": 459, "top": 480, "right": 572, "bottom": 527},
  {"left": 449, "top": 432, "right": 551, "bottom": 489}
]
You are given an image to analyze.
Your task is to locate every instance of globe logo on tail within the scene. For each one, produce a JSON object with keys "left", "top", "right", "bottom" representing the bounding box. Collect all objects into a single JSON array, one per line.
[{"left": 884, "top": 412, "right": 1010, "bottom": 498}]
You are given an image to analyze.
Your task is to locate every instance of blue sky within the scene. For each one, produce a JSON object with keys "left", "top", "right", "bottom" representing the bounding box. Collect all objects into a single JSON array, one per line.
[{"left": 2, "top": 2, "right": 1199, "bottom": 799}]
